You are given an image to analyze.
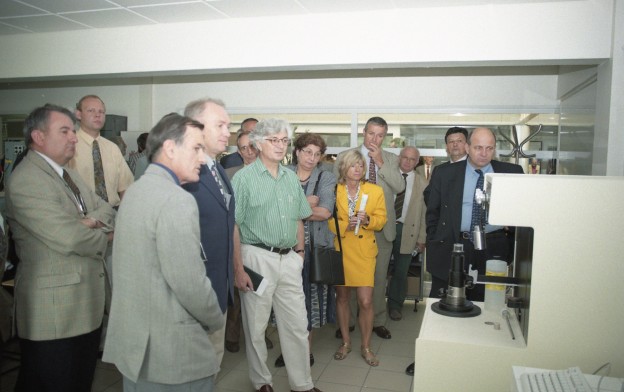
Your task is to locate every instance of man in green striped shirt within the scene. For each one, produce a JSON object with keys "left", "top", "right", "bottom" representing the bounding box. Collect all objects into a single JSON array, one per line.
[{"left": 232, "top": 118, "right": 320, "bottom": 392}]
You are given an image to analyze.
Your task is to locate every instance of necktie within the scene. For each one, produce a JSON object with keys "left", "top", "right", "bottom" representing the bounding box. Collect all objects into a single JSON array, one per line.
[
  {"left": 469, "top": 169, "right": 484, "bottom": 241},
  {"left": 426, "top": 165, "right": 430, "bottom": 180},
  {"left": 394, "top": 173, "right": 408, "bottom": 219},
  {"left": 92, "top": 139, "right": 108, "bottom": 202},
  {"left": 368, "top": 158, "right": 376, "bottom": 184},
  {"left": 63, "top": 169, "right": 87, "bottom": 215},
  {"left": 210, "top": 163, "right": 226, "bottom": 202}
]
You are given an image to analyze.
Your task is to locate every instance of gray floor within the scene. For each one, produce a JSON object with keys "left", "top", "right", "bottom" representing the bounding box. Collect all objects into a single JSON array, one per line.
[{"left": 0, "top": 301, "right": 425, "bottom": 392}]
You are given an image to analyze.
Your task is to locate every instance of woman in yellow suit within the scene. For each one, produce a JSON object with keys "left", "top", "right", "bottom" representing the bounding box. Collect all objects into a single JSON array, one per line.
[{"left": 329, "top": 149, "right": 387, "bottom": 366}]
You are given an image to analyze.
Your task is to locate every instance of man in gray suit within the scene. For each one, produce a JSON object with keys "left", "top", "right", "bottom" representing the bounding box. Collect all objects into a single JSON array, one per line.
[
  {"left": 103, "top": 113, "right": 225, "bottom": 391},
  {"left": 333, "top": 116, "right": 405, "bottom": 339},
  {"left": 6, "top": 104, "right": 115, "bottom": 391}
]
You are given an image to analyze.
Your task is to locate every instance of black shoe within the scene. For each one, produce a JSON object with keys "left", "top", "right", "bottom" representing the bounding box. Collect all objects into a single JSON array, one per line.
[
  {"left": 274, "top": 353, "right": 314, "bottom": 368},
  {"left": 406, "top": 362, "right": 415, "bottom": 376},
  {"left": 265, "top": 336, "right": 273, "bottom": 349},
  {"left": 335, "top": 326, "right": 355, "bottom": 339},
  {"left": 225, "top": 340, "right": 240, "bottom": 353},
  {"left": 372, "top": 326, "right": 392, "bottom": 339}
]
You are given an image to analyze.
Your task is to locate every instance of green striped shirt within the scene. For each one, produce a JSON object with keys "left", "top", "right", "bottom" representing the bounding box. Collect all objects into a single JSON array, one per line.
[{"left": 232, "top": 159, "right": 312, "bottom": 248}]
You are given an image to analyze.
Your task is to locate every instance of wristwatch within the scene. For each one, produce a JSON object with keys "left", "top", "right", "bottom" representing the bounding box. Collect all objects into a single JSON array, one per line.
[{"left": 295, "top": 249, "right": 304, "bottom": 254}]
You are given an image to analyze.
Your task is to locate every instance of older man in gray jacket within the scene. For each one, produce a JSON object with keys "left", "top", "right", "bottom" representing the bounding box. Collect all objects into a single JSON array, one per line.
[{"left": 103, "top": 113, "right": 224, "bottom": 391}]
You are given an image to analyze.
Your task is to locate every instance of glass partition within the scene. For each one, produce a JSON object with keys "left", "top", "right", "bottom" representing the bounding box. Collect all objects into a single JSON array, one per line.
[
  {"left": 227, "top": 111, "right": 566, "bottom": 173},
  {"left": 559, "top": 83, "right": 596, "bottom": 175}
]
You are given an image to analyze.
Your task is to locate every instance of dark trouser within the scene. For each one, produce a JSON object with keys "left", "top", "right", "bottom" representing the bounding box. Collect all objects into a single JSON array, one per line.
[
  {"left": 388, "top": 222, "right": 414, "bottom": 311},
  {"left": 225, "top": 287, "right": 242, "bottom": 343},
  {"left": 431, "top": 231, "right": 513, "bottom": 302},
  {"left": 16, "top": 326, "right": 102, "bottom": 392}
]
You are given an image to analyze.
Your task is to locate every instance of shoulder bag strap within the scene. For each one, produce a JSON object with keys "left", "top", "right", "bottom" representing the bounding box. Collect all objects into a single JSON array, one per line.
[
  {"left": 333, "top": 185, "right": 342, "bottom": 252},
  {"left": 309, "top": 171, "right": 323, "bottom": 250},
  {"left": 312, "top": 171, "right": 323, "bottom": 196}
]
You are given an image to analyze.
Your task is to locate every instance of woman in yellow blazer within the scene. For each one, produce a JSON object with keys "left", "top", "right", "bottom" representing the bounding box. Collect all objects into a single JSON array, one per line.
[{"left": 329, "top": 149, "right": 387, "bottom": 366}]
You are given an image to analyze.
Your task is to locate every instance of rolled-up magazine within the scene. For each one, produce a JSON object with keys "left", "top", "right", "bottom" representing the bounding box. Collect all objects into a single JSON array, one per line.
[{"left": 354, "top": 193, "right": 369, "bottom": 235}]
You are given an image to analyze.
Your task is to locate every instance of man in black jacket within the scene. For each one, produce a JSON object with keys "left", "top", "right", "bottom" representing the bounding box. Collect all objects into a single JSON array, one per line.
[{"left": 424, "top": 127, "right": 523, "bottom": 302}]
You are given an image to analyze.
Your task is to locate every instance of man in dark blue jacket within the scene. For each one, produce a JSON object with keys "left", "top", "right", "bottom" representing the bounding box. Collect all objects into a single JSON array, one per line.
[
  {"left": 424, "top": 127, "right": 524, "bottom": 302},
  {"left": 183, "top": 98, "right": 237, "bottom": 367}
]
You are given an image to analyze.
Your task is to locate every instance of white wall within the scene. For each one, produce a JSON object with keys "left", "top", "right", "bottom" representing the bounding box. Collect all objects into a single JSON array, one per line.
[
  {"left": 0, "top": 1, "right": 613, "bottom": 80},
  {"left": 0, "top": 73, "right": 559, "bottom": 153},
  {"left": 604, "top": 0, "right": 624, "bottom": 176},
  {"left": 0, "top": 0, "right": 619, "bottom": 169},
  {"left": 152, "top": 74, "right": 559, "bottom": 115}
]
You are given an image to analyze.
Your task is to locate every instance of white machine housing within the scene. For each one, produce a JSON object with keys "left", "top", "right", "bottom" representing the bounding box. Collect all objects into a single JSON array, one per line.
[{"left": 414, "top": 174, "right": 624, "bottom": 391}]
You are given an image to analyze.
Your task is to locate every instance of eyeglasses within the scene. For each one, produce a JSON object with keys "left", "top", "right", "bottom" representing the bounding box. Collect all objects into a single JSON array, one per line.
[
  {"left": 263, "top": 137, "right": 291, "bottom": 146},
  {"left": 300, "top": 148, "right": 322, "bottom": 159}
]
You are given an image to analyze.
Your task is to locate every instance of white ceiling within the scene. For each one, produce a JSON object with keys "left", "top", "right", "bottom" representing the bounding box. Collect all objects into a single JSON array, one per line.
[{"left": 0, "top": 0, "right": 563, "bottom": 35}]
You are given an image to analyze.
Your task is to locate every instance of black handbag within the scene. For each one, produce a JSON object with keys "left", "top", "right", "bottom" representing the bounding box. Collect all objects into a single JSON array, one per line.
[{"left": 309, "top": 173, "right": 345, "bottom": 285}]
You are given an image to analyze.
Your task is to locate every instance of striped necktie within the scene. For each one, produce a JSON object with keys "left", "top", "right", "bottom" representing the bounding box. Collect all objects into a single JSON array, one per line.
[
  {"left": 63, "top": 169, "right": 87, "bottom": 215},
  {"left": 394, "top": 173, "right": 408, "bottom": 219},
  {"left": 92, "top": 139, "right": 108, "bottom": 202}
]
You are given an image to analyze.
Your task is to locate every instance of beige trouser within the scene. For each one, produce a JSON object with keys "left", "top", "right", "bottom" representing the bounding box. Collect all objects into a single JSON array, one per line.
[{"left": 239, "top": 244, "right": 314, "bottom": 391}]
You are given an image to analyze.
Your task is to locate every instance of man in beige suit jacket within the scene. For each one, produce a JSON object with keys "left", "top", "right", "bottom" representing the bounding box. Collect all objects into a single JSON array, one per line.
[
  {"left": 415, "top": 156, "right": 435, "bottom": 182},
  {"left": 333, "top": 117, "right": 405, "bottom": 339},
  {"left": 6, "top": 104, "right": 115, "bottom": 391},
  {"left": 103, "top": 113, "right": 224, "bottom": 391},
  {"left": 388, "top": 147, "right": 427, "bottom": 321}
]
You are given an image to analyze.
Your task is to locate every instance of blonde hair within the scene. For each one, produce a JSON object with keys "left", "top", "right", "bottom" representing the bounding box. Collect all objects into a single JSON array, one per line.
[{"left": 337, "top": 149, "right": 366, "bottom": 184}]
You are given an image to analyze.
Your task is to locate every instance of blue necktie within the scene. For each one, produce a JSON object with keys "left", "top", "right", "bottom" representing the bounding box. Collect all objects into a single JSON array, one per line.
[{"left": 469, "top": 169, "right": 484, "bottom": 241}]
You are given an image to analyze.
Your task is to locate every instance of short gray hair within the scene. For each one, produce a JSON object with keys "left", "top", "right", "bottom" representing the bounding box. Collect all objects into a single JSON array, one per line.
[
  {"left": 248, "top": 118, "right": 293, "bottom": 148},
  {"left": 183, "top": 98, "right": 226, "bottom": 120}
]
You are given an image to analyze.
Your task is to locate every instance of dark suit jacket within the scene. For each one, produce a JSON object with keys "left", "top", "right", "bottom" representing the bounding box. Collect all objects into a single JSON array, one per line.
[
  {"left": 183, "top": 162, "right": 235, "bottom": 313},
  {"left": 220, "top": 152, "right": 243, "bottom": 169},
  {"left": 423, "top": 159, "right": 523, "bottom": 279}
]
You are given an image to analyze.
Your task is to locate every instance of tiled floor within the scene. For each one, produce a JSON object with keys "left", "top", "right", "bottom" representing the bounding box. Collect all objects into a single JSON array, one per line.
[{"left": 0, "top": 300, "right": 425, "bottom": 392}]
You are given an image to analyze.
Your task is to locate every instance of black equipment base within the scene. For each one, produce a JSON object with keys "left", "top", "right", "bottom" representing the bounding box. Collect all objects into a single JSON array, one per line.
[{"left": 431, "top": 299, "right": 481, "bottom": 318}]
